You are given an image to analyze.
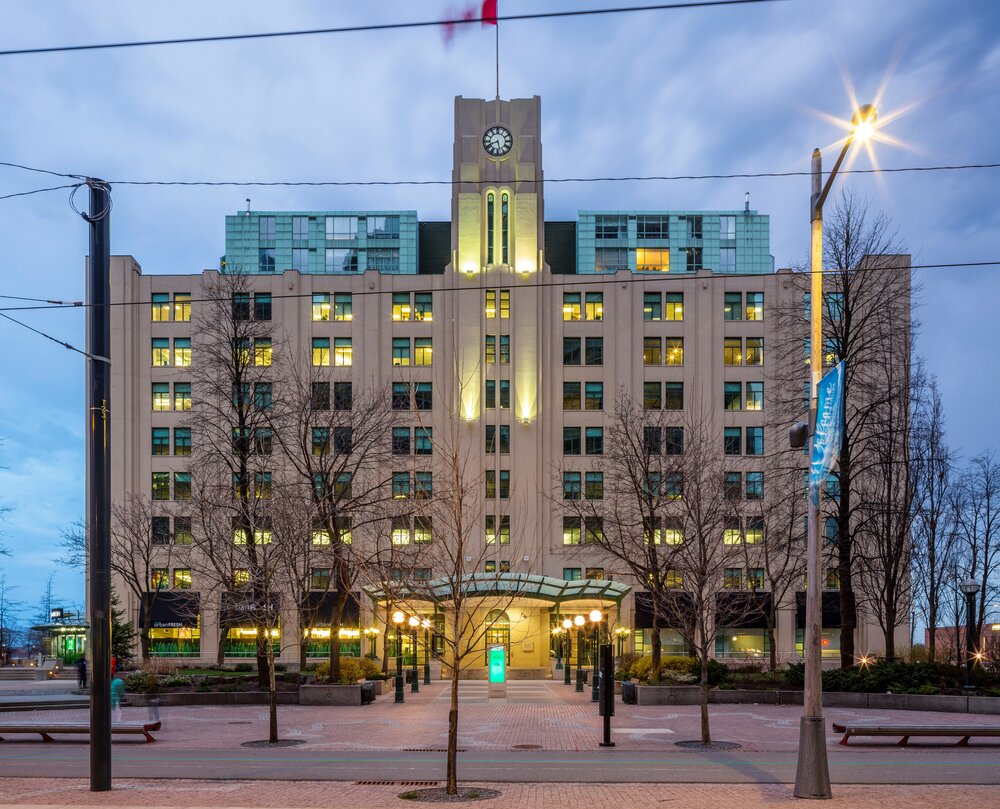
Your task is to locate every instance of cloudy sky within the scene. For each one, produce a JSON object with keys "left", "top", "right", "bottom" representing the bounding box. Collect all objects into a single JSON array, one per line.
[{"left": 0, "top": 0, "right": 997, "bottom": 615}]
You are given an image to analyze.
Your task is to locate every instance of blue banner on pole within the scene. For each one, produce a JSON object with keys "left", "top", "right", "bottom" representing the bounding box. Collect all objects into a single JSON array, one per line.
[{"left": 810, "top": 361, "right": 845, "bottom": 503}]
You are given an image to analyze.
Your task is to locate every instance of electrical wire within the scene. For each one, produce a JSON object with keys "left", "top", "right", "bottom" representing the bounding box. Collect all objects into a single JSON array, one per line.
[
  {"left": 0, "top": 183, "right": 82, "bottom": 202},
  {"left": 0, "top": 260, "right": 993, "bottom": 315},
  {"left": 0, "top": 160, "right": 84, "bottom": 180},
  {"left": 0, "top": 1, "right": 787, "bottom": 58},
  {"left": 0, "top": 311, "right": 92, "bottom": 359}
]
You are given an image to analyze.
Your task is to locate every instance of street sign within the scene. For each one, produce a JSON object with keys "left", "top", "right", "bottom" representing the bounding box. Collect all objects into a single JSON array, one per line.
[
  {"left": 488, "top": 645, "right": 506, "bottom": 683},
  {"left": 810, "top": 360, "right": 845, "bottom": 502}
]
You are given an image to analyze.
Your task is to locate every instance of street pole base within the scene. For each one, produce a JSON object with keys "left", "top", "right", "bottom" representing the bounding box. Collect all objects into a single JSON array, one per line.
[
  {"left": 599, "top": 741, "right": 615, "bottom": 747},
  {"left": 794, "top": 715, "right": 832, "bottom": 799}
]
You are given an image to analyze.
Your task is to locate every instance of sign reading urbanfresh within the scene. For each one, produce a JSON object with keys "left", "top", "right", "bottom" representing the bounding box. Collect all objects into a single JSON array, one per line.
[
  {"left": 810, "top": 360, "right": 846, "bottom": 503},
  {"left": 488, "top": 645, "right": 506, "bottom": 683}
]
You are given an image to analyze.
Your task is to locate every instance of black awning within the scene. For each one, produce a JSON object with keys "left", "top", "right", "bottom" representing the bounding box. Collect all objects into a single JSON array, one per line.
[
  {"left": 715, "top": 591, "right": 772, "bottom": 629},
  {"left": 795, "top": 591, "right": 842, "bottom": 629},
  {"left": 140, "top": 591, "right": 200, "bottom": 629},
  {"left": 634, "top": 591, "right": 694, "bottom": 630},
  {"left": 221, "top": 592, "right": 281, "bottom": 626},
  {"left": 302, "top": 591, "right": 360, "bottom": 626}
]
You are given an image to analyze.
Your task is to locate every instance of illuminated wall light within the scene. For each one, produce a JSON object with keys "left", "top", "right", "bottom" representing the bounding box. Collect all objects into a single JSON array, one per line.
[
  {"left": 461, "top": 261, "right": 479, "bottom": 275},
  {"left": 516, "top": 258, "right": 535, "bottom": 276}
]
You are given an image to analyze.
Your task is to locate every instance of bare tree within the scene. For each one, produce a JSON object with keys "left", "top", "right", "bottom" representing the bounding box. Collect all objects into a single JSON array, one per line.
[
  {"left": 911, "top": 378, "right": 957, "bottom": 661},
  {"left": 0, "top": 574, "right": 23, "bottom": 666},
  {"left": 772, "top": 190, "right": 911, "bottom": 667},
  {"left": 55, "top": 519, "right": 87, "bottom": 569},
  {"left": 953, "top": 451, "right": 1000, "bottom": 642}
]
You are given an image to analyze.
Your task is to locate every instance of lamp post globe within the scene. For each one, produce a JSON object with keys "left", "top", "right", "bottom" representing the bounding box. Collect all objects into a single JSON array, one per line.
[{"left": 961, "top": 578, "right": 981, "bottom": 691}]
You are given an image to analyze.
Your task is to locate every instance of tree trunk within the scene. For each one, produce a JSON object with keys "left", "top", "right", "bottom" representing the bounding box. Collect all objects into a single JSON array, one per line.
[
  {"left": 767, "top": 616, "right": 777, "bottom": 673},
  {"left": 268, "top": 650, "right": 278, "bottom": 744},
  {"left": 446, "top": 662, "right": 460, "bottom": 795},
  {"left": 838, "top": 436, "right": 857, "bottom": 669},
  {"left": 216, "top": 620, "right": 227, "bottom": 667},
  {"left": 139, "top": 622, "right": 151, "bottom": 662},
  {"left": 927, "top": 603, "right": 937, "bottom": 662},
  {"left": 883, "top": 603, "right": 897, "bottom": 659},
  {"left": 699, "top": 655, "right": 711, "bottom": 745},
  {"left": 650, "top": 627, "right": 662, "bottom": 682},
  {"left": 256, "top": 631, "right": 269, "bottom": 689},
  {"left": 299, "top": 627, "right": 308, "bottom": 672}
]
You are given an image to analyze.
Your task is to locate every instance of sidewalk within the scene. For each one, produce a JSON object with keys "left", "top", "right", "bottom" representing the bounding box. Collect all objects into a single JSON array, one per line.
[{"left": 0, "top": 779, "right": 996, "bottom": 809}]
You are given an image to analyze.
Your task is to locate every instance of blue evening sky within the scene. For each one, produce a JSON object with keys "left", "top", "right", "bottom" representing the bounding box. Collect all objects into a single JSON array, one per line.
[{"left": 0, "top": 0, "right": 997, "bottom": 614}]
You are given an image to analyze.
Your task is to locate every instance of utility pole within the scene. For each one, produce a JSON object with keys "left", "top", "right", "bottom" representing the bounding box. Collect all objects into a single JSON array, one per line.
[{"left": 84, "top": 178, "right": 112, "bottom": 792}]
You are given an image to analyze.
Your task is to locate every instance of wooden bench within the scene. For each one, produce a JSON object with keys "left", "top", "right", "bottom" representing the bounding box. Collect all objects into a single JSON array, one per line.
[
  {"left": 832, "top": 722, "right": 1000, "bottom": 746},
  {"left": 0, "top": 722, "right": 161, "bottom": 743}
]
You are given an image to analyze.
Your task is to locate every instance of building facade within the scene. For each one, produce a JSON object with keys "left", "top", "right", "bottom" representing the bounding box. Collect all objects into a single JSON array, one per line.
[{"left": 107, "top": 95, "right": 908, "bottom": 670}]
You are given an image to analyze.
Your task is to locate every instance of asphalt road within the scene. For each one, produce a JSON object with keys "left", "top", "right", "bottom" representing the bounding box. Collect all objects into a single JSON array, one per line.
[{"left": 0, "top": 746, "right": 997, "bottom": 784}]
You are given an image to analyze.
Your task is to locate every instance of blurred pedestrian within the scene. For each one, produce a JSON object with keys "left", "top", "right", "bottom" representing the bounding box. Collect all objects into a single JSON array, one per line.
[
  {"left": 111, "top": 676, "right": 125, "bottom": 723},
  {"left": 77, "top": 657, "right": 87, "bottom": 689},
  {"left": 148, "top": 696, "right": 161, "bottom": 724}
]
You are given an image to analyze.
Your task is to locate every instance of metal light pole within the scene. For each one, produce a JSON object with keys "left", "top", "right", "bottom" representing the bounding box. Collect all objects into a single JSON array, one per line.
[
  {"left": 408, "top": 616, "right": 420, "bottom": 693},
  {"left": 553, "top": 628, "right": 563, "bottom": 670},
  {"left": 562, "top": 619, "right": 573, "bottom": 685},
  {"left": 794, "top": 104, "right": 876, "bottom": 802},
  {"left": 392, "top": 611, "right": 405, "bottom": 704},
  {"left": 422, "top": 619, "right": 432, "bottom": 685},
  {"left": 960, "top": 578, "right": 981, "bottom": 691},
  {"left": 590, "top": 609, "right": 603, "bottom": 703},
  {"left": 574, "top": 615, "right": 585, "bottom": 692}
]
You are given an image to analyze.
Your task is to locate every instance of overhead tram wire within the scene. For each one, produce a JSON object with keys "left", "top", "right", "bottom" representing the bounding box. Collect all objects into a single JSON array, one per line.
[
  {"left": 0, "top": 183, "right": 83, "bottom": 202},
  {"left": 0, "top": 0, "right": 788, "bottom": 58},
  {"left": 0, "top": 311, "right": 95, "bottom": 360},
  {"left": 0, "top": 259, "right": 995, "bottom": 315}
]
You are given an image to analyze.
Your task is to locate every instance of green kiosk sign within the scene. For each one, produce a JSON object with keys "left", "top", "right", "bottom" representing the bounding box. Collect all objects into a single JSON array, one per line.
[{"left": 488, "top": 645, "right": 506, "bottom": 683}]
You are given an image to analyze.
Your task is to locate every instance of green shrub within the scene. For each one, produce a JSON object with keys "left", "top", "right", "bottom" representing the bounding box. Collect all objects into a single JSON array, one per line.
[
  {"left": 314, "top": 657, "right": 378, "bottom": 684},
  {"left": 233, "top": 663, "right": 254, "bottom": 673},
  {"left": 615, "top": 652, "right": 640, "bottom": 680},
  {"left": 625, "top": 655, "right": 728, "bottom": 686},
  {"left": 123, "top": 671, "right": 160, "bottom": 694},
  {"left": 786, "top": 661, "right": 805, "bottom": 686},
  {"left": 160, "top": 675, "right": 193, "bottom": 688},
  {"left": 274, "top": 663, "right": 287, "bottom": 672},
  {"left": 785, "top": 660, "right": 979, "bottom": 694}
]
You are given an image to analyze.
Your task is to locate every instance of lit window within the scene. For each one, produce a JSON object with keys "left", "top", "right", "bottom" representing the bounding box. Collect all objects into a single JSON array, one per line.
[
  {"left": 174, "top": 383, "right": 191, "bottom": 411},
  {"left": 486, "top": 515, "right": 511, "bottom": 545},
  {"left": 414, "top": 292, "right": 433, "bottom": 321},
  {"left": 724, "top": 292, "right": 742, "bottom": 320},
  {"left": 485, "top": 289, "right": 509, "bottom": 319},
  {"left": 312, "top": 293, "right": 330, "bottom": 321},
  {"left": 745, "top": 337, "right": 763, "bottom": 366},
  {"left": 312, "top": 338, "right": 330, "bottom": 367},
  {"left": 724, "top": 337, "right": 743, "bottom": 366},
  {"left": 585, "top": 292, "right": 603, "bottom": 321},
  {"left": 643, "top": 337, "right": 661, "bottom": 366},
  {"left": 746, "top": 292, "right": 764, "bottom": 321},
  {"left": 745, "top": 517, "right": 764, "bottom": 543},
  {"left": 663, "top": 519, "right": 684, "bottom": 545},
  {"left": 392, "top": 337, "right": 410, "bottom": 366},
  {"left": 414, "top": 516, "right": 433, "bottom": 543},
  {"left": 392, "top": 517, "right": 411, "bottom": 545},
  {"left": 723, "top": 518, "right": 742, "bottom": 545},
  {"left": 664, "top": 569, "right": 683, "bottom": 588},
  {"left": 173, "top": 569, "right": 192, "bottom": 590},
  {"left": 152, "top": 338, "right": 170, "bottom": 367},
  {"left": 334, "top": 338, "right": 352, "bottom": 366},
  {"left": 151, "top": 569, "right": 169, "bottom": 590},
  {"left": 151, "top": 472, "right": 170, "bottom": 501},
  {"left": 254, "top": 338, "right": 272, "bottom": 367},
  {"left": 392, "top": 473, "right": 410, "bottom": 499},
  {"left": 665, "top": 292, "right": 683, "bottom": 321},
  {"left": 173, "top": 338, "right": 191, "bottom": 367},
  {"left": 664, "top": 338, "right": 683, "bottom": 366},
  {"left": 152, "top": 383, "right": 171, "bottom": 411},
  {"left": 234, "top": 569, "right": 250, "bottom": 587},
  {"left": 562, "top": 292, "right": 581, "bottom": 321},
  {"left": 174, "top": 293, "right": 191, "bottom": 322},
  {"left": 562, "top": 517, "right": 581, "bottom": 546},
  {"left": 414, "top": 338, "right": 432, "bottom": 366},
  {"left": 392, "top": 293, "right": 411, "bottom": 321},
  {"left": 636, "top": 248, "right": 669, "bottom": 272},
  {"left": 746, "top": 381, "right": 764, "bottom": 411},
  {"left": 151, "top": 293, "right": 170, "bottom": 322},
  {"left": 334, "top": 293, "right": 353, "bottom": 321}
]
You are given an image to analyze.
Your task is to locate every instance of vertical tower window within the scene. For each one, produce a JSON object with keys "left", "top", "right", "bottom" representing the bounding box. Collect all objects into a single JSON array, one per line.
[
  {"left": 487, "top": 192, "right": 495, "bottom": 265},
  {"left": 501, "top": 193, "right": 509, "bottom": 265}
]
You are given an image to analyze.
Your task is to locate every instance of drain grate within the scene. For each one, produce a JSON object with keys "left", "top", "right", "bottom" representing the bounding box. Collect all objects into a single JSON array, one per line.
[
  {"left": 227, "top": 721, "right": 252, "bottom": 725},
  {"left": 354, "top": 781, "right": 440, "bottom": 787},
  {"left": 512, "top": 744, "right": 542, "bottom": 750},
  {"left": 402, "top": 748, "right": 467, "bottom": 752}
]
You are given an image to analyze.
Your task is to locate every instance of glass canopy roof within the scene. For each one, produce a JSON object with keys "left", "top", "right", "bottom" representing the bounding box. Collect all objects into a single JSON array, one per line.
[{"left": 364, "top": 572, "right": 630, "bottom": 604}]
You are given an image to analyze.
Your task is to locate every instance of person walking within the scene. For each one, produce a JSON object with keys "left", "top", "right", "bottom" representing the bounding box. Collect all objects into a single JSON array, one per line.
[
  {"left": 77, "top": 657, "right": 87, "bottom": 689},
  {"left": 111, "top": 676, "right": 125, "bottom": 723}
]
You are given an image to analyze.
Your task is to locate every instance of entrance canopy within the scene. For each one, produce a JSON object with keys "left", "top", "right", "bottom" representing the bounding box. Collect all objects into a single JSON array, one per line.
[{"left": 364, "top": 572, "right": 630, "bottom": 605}]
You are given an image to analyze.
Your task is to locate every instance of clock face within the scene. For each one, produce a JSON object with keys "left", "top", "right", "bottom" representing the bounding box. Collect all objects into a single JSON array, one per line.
[{"left": 483, "top": 126, "right": 513, "bottom": 157}]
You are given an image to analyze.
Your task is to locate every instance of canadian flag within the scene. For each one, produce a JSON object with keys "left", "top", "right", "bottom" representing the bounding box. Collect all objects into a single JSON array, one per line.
[{"left": 443, "top": 0, "right": 497, "bottom": 43}]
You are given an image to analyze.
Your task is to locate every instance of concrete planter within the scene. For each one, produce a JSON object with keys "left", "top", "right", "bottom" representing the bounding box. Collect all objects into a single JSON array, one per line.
[
  {"left": 366, "top": 678, "right": 388, "bottom": 696},
  {"left": 129, "top": 691, "right": 299, "bottom": 707},
  {"left": 636, "top": 684, "right": 701, "bottom": 705},
  {"left": 299, "top": 683, "right": 364, "bottom": 706},
  {"left": 969, "top": 696, "right": 1000, "bottom": 715},
  {"left": 710, "top": 689, "right": 779, "bottom": 705}
]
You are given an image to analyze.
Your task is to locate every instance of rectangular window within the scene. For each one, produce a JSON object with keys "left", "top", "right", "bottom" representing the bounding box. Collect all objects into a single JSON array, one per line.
[
  {"left": 585, "top": 292, "right": 603, "bottom": 321},
  {"left": 391, "top": 427, "right": 409, "bottom": 455},
  {"left": 484, "top": 289, "right": 510, "bottom": 319},
  {"left": 254, "top": 293, "right": 272, "bottom": 321},
  {"left": 312, "top": 337, "right": 330, "bottom": 366},
  {"left": 311, "top": 382, "right": 330, "bottom": 410},
  {"left": 414, "top": 516, "right": 433, "bottom": 543},
  {"left": 174, "top": 472, "right": 191, "bottom": 500},
  {"left": 334, "top": 337, "right": 352, "bottom": 366},
  {"left": 664, "top": 292, "right": 683, "bottom": 321},
  {"left": 174, "top": 516, "right": 193, "bottom": 545},
  {"left": 312, "top": 293, "right": 330, "bottom": 321},
  {"left": 746, "top": 426, "right": 764, "bottom": 456},
  {"left": 152, "top": 338, "right": 170, "bottom": 367},
  {"left": 327, "top": 216, "right": 357, "bottom": 240},
  {"left": 720, "top": 215, "right": 736, "bottom": 240},
  {"left": 746, "top": 517, "right": 764, "bottom": 544},
  {"left": 563, "top": 427, "right": 581, "bottom": 455},
  {"left": 415, "top": 382, "right": 433, "bottom": 410},
  {"left": 368, "top": 215, "right": 400, "bottom": 239},
  {"left": 151, "top": 568, "right": 169, "bottom": 590},
  {"left": 745, "top": 337, "right": 763, "bottom": 366},
  {"left": 724, "top": 337, "right": 743, "bottom": 366},
  {"left": 636, "top": 248, "right": 669, "bottom": 272},
  {"left": 174, "top": 428, "right": 191, "bottom": 456},
  {"left": 563, "top": 567, "right": 582, "bottom": 580},
  {"left": 664, "top": 381, "right": 683, "bottom": 411},
  {"left": 746, "top": 471, "right": 764, "bottom": 500},
  {"left": 644, "top": 427, "right": 661, "bottom": 455},
  {"left": 485, "top": 515, "right": 510, "bottom": 545},
  {"left": 685, "top": 247, "right": 703, "bottom": 272},
  {"left": 643, "top": 292, "right": 661, "bottom": 321},
  {"left": 414, "top": 471, "right": 433, "bottom": 499},
  {"left": 152, "top": 427, "right": 170, "bottom": 456},
  {"left": 664, "top": 518, "right": 683, "bottom": 545},
  {"left": 391, "top": 516, "right": 411, "bottom": 545},
  {"left": 392, "top": 472, "right": 410, "bottom": 499},
  {"left": 485, "top": 424, "right": 510, "bottom": 454},
  {"left": 562, "top": 518, "right": 581, "bottom": 546},
  {"left": 563, "top": 471, "right": 582, "bottom": 500},
  {"left": 563, "top": 337, "right": 581, "bottom": 366},
  {"left": 664, "top": 337, "right": 683, "bottom": 366},
  {"left": 720, "top": 247, "right": 736, "bottom": 273},
  {"left": 724, "top": 382, "right": 742, "bottom": 410},
  {"left": 643, "top": 336, "right": 661, "bottom": 366},
  {"left": 584, "top": 471, "right": 603, "bottom": 500},
  {"left": 292, "top": 216, "right": 309, "bottom": 240},
  {"left": 392, "top": 382, "right": 410, "bottom": 410},
  {"left": 563, "top": 382, "right": 581, "bottom": 410},
  {"left": 636, "top": 214, "right": 668, "bottom": 240},
  {"left": 173, "top": 568, "right": 192, "bottom": 590},
  {"left": 687, "top": 215, "right": 703, "bottom": 240},
  {"left": 724, "top": 472, "right": 742, "bottom": 500},
  {"left": 585, "top": 517, "right": 604, "bottom": 544},
  {"left": 584, "top": 381, "right": 603, "bottom": 411},
  {"left": 664, "top": 473, "right": 683, "bottom": 500},
  {"left": 313, "top": 427, "right": 331, "bottom": 456},
  {"left": 334, "top": 293, "right": 352, "bottom": 321},
  {"left": 333, "top": 381, "right": 352, "bottom": 410},
  {"left": 152, "top": 472, "right": 170, "bottom": 500},
  {"left": 746, "top": 292, "right": 764, "bottom": 321},
  {"left": 259, "top": 216, "right": 275, "bottom": 240},
  {"left": 724, "top": 427, "right": 741, "bottom": 455},
  {"left": 258, "top": 248, "right": 275, "bottom": 273},
  {"left": 254, "top": 383, "right": 272, "bottom": 411},
  {"left": 152, "top": 383, "right": 171, "bottom": 411},
  {"left": 392, "top": 337, "right": 410, "bottom": 366},
  {"left": 594, "top": 214, "right": 626, "bottom": 240},
  {"left": 724, "top": 292, "right": 742, "bottom": 321},
  {"left": 643, "top": 382, "right": 661, "bottom": 410},
  {"left": 151, "top": 293, "right": 170, "bottom": 322},
  {"left": 174, "top": 293, "right": 191, "bottom": 322},
  {"left": 326, "top": 247, "right": 358, "bottom": 273},
  {"left": 664, "top": 427, "right": 684, "bottom": 455},
  {"left": 311, "top": 567, "right": 331, "bottom": 590},
  {"left": 585, "top": 427, "right": 603, "bottom": 455},
  {"left": 723, "top": 517, "right": 743, "bottom": 544},
  {"left": 724, "top": 568, "right": 743, "bottom": 589},
  {"left": 562, "top": 292, "right": 581, "bottom": 321},
  {"left": 233, "top": 294, "right": 251, "bottom": 321},
  {"left": 497, "top": 335, "right": 509, "bottom": 364},
  {"left": 392, "top": 293, "right": 411, "bottom": 321},
  {"left": 254, "top": 338, "right": 272, "bottom": 367},
  {"left": 595, "top": 247, "right": 628, "bottom": 273},
  {"left": 585, "top": 567, "right": 605, "bottom": 580},
  {"left": 484, "top": 380, "right": 509, "bottom": 410},
  {"left": 485, "top": 470, "right": 510, "bottom": 499},
  {"left": 173, "top": 383, "right": 191, "bottom": 411},
  {"left": 414, "top": 427, "right": 432, "bottom": 455},
  {"left": 414, "top": 292, "right": 432, "bottom": 321},
  {"left": 746, "top": 381, "right": 764, "bottom": 411},
  {"left": 585, "top": 337, "right": 603, "bottom": 366}
]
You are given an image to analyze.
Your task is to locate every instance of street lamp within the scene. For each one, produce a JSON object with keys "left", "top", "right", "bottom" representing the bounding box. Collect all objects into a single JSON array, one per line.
[
  {"left": 408, "top": 615, "right": 420, "bottom": 693},
  {"left": 574, "top": 614, "right": 585, "bottom": 692},
  {"left": 590, "top": 610, "right": 603, "bottom": 702},
  {"left": 615, "top": 627, "right": 630, "bottom": 659},
  {"left": 363, "top": 626, "right": 379, "bottom": 659},
  {"left": 422, "top": 618, "right": 432, "bottom": 685},
  {"left": 392, "top": 610, "right": 405, "bottom": 704},
  {"left": 794, "top": 102, "right": 877, "bottom": 802},
  {"left": 552, "top": 626, "right": 564, "bottom": 670},
  {"left": 562, "top": 618, "right": 573, "bottom": 685},
  {"left": 960, "top": 577, "right": 981, "bottom": 691}
]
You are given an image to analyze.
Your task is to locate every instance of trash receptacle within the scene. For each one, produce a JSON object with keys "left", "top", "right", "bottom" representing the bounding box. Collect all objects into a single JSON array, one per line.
[
  {"left": 360, "top": 681, "right": 375, "bottom": 705},
  {"left": 621, "top": 681, "right": 637, "bottom": 705}
]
